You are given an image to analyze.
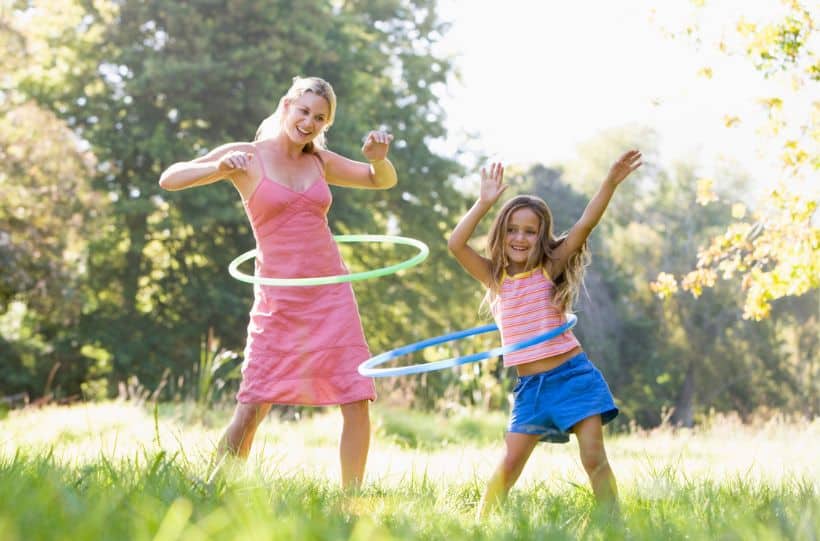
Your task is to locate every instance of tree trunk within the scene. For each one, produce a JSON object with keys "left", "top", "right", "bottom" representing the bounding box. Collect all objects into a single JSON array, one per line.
[{"left": 671, "top": 361, "right": 695, "bottom": 427}]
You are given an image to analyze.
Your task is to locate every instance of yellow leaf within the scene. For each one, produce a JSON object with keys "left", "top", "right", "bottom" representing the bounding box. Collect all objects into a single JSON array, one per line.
[
  {"left": 731, "top": 203, "right": 747, "bottom": 219},
  {"left": 650, "top": 272, "right": 679, "bottom": 298},
  {"left": 696, "top": 178, "right": 718, "bottom": 205},
  {"left": 723, "top": 115, "right": 741, "bottom": 127},
  {"left": 736, "top": 18, "right": 756, "bottom": 35},
  {"left": 759, "top": 97, "right": 783, "bottom": 110}
]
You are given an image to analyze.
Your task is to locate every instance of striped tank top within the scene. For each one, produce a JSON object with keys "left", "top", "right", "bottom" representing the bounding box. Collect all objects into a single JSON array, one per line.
[{"left": 491, "top": 267, "right": 580, "bottom": 367}]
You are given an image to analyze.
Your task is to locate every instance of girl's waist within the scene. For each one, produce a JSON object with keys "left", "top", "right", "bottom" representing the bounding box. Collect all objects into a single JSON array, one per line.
[{"left": 513, "top": 345, "right": 584, "bottom": 376}]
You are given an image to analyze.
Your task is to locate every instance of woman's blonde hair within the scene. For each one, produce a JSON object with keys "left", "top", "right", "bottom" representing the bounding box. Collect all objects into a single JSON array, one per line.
[
  {"left": 254, "top": 76, "right": 337, "bottom": 153},
  {"left": 484, "top": 195, "right": 590, "bottom": 313}
]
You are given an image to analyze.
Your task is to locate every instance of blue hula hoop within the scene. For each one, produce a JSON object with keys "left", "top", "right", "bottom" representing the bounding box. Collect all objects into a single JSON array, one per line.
[{"left": 358, "top": 314, "right": 578, "bottom": 378}]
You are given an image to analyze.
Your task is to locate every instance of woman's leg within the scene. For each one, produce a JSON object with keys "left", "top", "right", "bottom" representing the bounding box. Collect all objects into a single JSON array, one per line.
[
  {"left": 208, "top": 402, "right": 271, "bottom": 482},
  {"left": 339, "top": 399, "right": 370, "bottom": 489},
  {"left": 573, "top": 415, "right": 619, "bottom": 513},
  {"left": 478, "top": 432, "right": 541, "bottom": 518}
]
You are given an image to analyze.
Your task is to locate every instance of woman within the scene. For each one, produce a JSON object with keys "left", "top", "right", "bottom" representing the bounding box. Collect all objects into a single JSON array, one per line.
[{"left": 159, "top": 76, "right": 397, "bottom": 488}]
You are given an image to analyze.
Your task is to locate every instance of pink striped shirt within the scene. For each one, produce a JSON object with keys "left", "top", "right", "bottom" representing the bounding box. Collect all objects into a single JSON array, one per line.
[{"left": 491, "top": 267, "right": 580, "bottom": 367}]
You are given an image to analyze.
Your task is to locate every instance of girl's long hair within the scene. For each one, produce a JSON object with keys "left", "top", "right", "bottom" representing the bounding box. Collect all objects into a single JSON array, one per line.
[
  {"left": 484, "top": 195, "right": 590, "bottom": 313},
  {"left": 254, "top": 76, "right": 337, "bottom": 153}
]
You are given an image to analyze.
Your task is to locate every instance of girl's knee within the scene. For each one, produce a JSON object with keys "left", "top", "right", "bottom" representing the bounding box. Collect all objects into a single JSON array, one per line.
[
  {"left": 579, "top": 447, "right": 608, "bottom": 475},
  {"left": 500, "top": 448, "right": 530, "bottom": 475}
]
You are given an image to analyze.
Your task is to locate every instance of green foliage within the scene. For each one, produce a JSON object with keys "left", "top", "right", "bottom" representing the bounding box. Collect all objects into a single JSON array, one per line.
[
  {"left": 652, "top": 1, "right": 819, "bottom": 319},
  {"left": 678, "top": 184, "right": 819, "bottom": 320},
  {"left": 194, "top": 329, "right": 240, "bottom": 407},
  {"left": 0, "top": 95, "right": 109, "bottom": 397},
  {"left": 2, "top": 1, "right": 817, "bottom": 429},
  {"left": 0, "top": 103, "right": 98, "bottom": 315},
  {"left": 3, "top": 0, "right": 473, "bottom": 401}
]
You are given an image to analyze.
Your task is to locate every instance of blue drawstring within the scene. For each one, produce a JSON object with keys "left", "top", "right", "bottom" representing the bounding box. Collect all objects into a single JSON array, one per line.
[{"left": 535, "top": 374, "right": 545, "bottom": 401}]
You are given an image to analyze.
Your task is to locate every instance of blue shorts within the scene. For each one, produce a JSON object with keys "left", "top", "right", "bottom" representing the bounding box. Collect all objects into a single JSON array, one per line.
[{"left": 508, "top": 352, "right": 618, "bottom": 444}]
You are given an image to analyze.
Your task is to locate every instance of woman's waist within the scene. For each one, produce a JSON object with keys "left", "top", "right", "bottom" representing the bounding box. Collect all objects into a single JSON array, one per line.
[
  {"left": 253, "top": 224, "right": 333, "bottom": 245},
  {"left": 254, "top": 257, "right": 347, "bottom": 278},
  {"left": 253, "top": 235, "right": 340, "bottom": 265}
]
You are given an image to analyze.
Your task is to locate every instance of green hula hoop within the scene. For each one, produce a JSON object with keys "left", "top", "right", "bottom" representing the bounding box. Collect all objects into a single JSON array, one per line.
[{"left": 228, "top": 234, "right": 429, "bottom": 286}]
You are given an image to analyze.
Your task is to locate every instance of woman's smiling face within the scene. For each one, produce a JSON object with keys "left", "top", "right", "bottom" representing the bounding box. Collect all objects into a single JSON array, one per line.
[{"left": 283, "top": 92, "right": 330, "bottom": 144}]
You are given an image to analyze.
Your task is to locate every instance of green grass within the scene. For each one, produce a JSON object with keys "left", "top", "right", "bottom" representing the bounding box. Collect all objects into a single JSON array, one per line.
[{"left": 1, "top": 402, "right": 818, "bottom": 540}]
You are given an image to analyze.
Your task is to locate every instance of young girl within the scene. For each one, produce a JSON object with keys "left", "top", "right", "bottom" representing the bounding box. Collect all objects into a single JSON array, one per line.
[
  {"left": 447, "top": 150, "right": 642, "bottom": 517},
  {"left": 159, "top": 76, "right": 397, "bottom": 488}
]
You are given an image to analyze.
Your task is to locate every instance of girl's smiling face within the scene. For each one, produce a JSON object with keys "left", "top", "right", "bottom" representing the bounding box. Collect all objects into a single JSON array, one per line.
[
  {"left": 504, "top": 207, "right": 541, "bottom": 273},
  {"left": 283, "top": 92, "right": 330, "bottom": 144}
]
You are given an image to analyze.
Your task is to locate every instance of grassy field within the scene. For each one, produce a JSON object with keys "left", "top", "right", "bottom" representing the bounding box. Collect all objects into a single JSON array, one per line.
[{"left": 1, "top": 401, "right": 818, "bottom": 540}]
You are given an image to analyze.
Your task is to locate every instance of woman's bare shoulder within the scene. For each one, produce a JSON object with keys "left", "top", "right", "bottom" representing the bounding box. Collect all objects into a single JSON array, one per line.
[{"left": 192, "top": 141, "right": 256, "bottom": 162}]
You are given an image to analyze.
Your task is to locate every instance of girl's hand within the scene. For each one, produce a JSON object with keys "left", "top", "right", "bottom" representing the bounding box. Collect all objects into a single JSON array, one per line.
[
  {"left": 362, "top": 130, "right": 393, "bottom": 162},
  {"left": 605, "top": 149, "right": 642, "bottom": 186},
  {"left": 479, "top": 162, "right": 507, "bottom": 205},
  {"left": 218, "top": 151, "right": 253, "bottom": 171}
]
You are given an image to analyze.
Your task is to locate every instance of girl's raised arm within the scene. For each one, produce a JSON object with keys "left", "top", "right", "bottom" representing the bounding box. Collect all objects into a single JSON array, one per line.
[
  {"left": 158, "top": 142, "right": 255, "bottom": 191},
  {"left": 551, "top": 150, "right": 642, "bottom": 277},
  {"left": 318, "top": 130, "right": 397, "bottom": 189},
  {"left": 448, "top": 163, "right": 507, "bottom": 287}
]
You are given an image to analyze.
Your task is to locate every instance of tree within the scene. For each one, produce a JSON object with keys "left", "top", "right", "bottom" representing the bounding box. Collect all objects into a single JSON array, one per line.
[
  {"left": 0, "top": 4, "right": 107, "bottom": 397},
  {"left": 551, "top": 127, "right": 806, "bottom": 426},
  {"left": 650, "top": 0, "right": 819, "bottom": 320},
  {"left": 0, "top": 104, "right": 101, "bottom": 319},
  {"left": 9, "top": 0, "right": 474, "bottom": 402}
]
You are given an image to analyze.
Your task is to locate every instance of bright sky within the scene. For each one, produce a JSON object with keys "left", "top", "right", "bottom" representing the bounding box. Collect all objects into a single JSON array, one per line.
[{"left": 433, "top": 0, "right": 802, "bottom": 193}]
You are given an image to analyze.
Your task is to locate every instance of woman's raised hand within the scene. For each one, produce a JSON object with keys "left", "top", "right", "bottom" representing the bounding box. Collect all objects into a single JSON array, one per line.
[
  {"left": 218, "top": 151, "right": 254, "bottom": 172},
  {"left": 479, "top": 162, "right": 507, "bottom": 205},
  {"left": 361, "top": 130, "right": 393, "bottom": 162}
]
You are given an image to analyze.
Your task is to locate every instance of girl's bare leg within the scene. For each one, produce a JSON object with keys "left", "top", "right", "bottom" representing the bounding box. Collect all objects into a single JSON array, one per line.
[
  {"left": 478, "top": 432, "right": 541, "bottom": 518},
  {"left": 573, "top": 415, "right": 619, "bottom": 515}
]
